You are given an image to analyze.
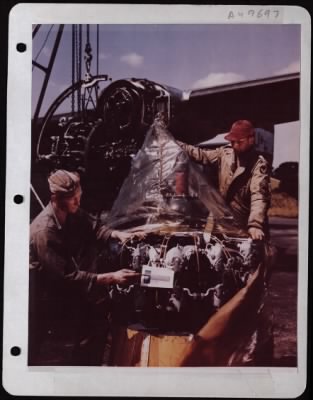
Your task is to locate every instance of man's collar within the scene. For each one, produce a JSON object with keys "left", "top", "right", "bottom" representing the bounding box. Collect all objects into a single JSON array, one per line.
[{"left": 48, "top": 202, "right": 62, "bottom": 230}]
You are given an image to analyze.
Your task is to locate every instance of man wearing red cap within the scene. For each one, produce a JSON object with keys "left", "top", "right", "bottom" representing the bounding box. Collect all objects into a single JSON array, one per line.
[
  {"left": 177, "top": 120, "right": 271, "bottom": 240},
  {"left": 29, "top": 170, "right": 140, "bottom": 365}
]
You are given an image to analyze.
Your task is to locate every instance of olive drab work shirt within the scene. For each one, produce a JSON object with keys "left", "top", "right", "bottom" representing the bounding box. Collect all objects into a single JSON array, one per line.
[
  {"left": 30, "top": 204, "right": 95, "bottom": 291},
  {"left": 29, "top": 203, "right": 113, "bottom": 299},
  {"left": 29, "top": 202, "right": 113, "bottom": 364},
  {"left": 177, "top": 142, "right": 271, "bottom": 231}
]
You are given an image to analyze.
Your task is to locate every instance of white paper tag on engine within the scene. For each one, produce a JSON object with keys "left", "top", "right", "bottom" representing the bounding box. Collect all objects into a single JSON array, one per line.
[{"left": 141, "top": 266, "right": 174, "bottom": 288}]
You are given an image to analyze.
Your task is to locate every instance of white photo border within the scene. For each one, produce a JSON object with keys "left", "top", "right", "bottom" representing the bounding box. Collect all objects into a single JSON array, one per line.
[{"left": 4, "top": 3, "right": 311, "bottom": 397}]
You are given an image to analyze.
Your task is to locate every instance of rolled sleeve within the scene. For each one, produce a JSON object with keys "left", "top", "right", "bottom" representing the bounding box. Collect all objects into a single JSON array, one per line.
[{"left": 176, "top": 141, "right": 220, "bottom": 165}]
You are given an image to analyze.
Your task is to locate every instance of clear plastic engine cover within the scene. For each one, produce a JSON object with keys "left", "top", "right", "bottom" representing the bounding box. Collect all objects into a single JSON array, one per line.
[{"left": 105, "top": 113, "right": 247, "bottom": 237}]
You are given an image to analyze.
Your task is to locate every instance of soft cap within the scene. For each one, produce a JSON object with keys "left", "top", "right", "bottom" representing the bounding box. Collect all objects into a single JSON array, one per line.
[
  {"left": 48, "top": 170, "right": 80, "bottom": 195},
  {"left": 224, "top": 120, "right": 254, "bottom": 141}
]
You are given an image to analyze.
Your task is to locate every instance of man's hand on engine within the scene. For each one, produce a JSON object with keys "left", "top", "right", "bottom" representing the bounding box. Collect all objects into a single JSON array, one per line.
[
  {"left": 248, "top": 227, "right": 264, "bottom": 240},
  {"left": 112, "top": 269, "right": 140, "bottom": 285},
  {"left": 97, "top": 269, "right": 140, "bottom": 286}
]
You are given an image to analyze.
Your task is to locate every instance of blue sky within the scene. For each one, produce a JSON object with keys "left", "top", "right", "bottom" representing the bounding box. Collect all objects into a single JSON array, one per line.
[{"left": 32, "top": 24, "right": 301, "bottom": 167}]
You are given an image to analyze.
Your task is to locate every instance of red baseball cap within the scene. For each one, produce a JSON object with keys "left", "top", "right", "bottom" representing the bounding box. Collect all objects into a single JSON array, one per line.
[{"left": 224, "top": 120, "right": 255, "bottom": 141}]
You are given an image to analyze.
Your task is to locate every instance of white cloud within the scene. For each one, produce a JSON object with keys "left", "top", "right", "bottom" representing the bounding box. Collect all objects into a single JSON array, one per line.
[
  {"left": 275, "top": 61, "right": 300, "bottom": 75},
  {"left": 191, "top": 72, "right": 245, "bottom": 89},
  {"left": 120, "top": 52, "right": 144, "bottom": 68}
]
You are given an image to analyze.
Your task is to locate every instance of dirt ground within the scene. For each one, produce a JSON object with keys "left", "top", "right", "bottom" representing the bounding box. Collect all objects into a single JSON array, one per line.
[{"left": 268, "top": 270, "right": 297, "bottom": 366}]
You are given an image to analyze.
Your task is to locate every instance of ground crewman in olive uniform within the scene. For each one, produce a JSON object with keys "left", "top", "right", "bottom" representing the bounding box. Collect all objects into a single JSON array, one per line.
[
  {"left": 177, "top": 120, "right": 271, "bottom": 240},
  {"left": 29, "top": 170, "right": 139, "bottom": 365}
]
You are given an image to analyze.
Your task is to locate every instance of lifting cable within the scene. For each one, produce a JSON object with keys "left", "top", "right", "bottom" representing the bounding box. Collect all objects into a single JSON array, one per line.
[
  {"left": 83, "top": 24, "right": 97, "bottom": 111},
  {"left": 71, "top": 24, "right": 82, "bottom": 115},
  {"left": 75, "top": 25, "right": 82, "bottom": 114},
  {"left": 96, "top": 25, "right": 99, "bottom": 76},
  {"left": 84, "top": 24, "right": 93, "bottom": 77},
  {"left": 96, "top": 24, "right": 99, "bottom": 99},
  {"left": 71, "top": 24, "right": 76, "bottom": 115},
  {"left": 71, "top": 24, "right": 102, "bottom": 115},
  {"left": 78, "top": 25, "right": 82, "bottom": 113}
]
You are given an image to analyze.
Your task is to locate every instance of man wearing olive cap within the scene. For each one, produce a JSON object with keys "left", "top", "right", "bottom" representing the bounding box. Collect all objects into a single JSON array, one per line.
[
  {"left": 29, "top": 170, "right": 140, "bottom": 365},
  {"left": 177, "top": 120, "right": 271, "bottom": 240}
]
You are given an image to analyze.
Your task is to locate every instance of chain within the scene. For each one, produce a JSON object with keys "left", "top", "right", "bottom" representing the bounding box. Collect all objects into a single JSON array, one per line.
[
  {"left": 84, "top": 24, "right": 93, "bottom": 78},
  {"left": 77, "top": 25, "right": 82, "bottom": 113},
  {"left": 75, "top": 26, "right": 81, "bottom": 113}
]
